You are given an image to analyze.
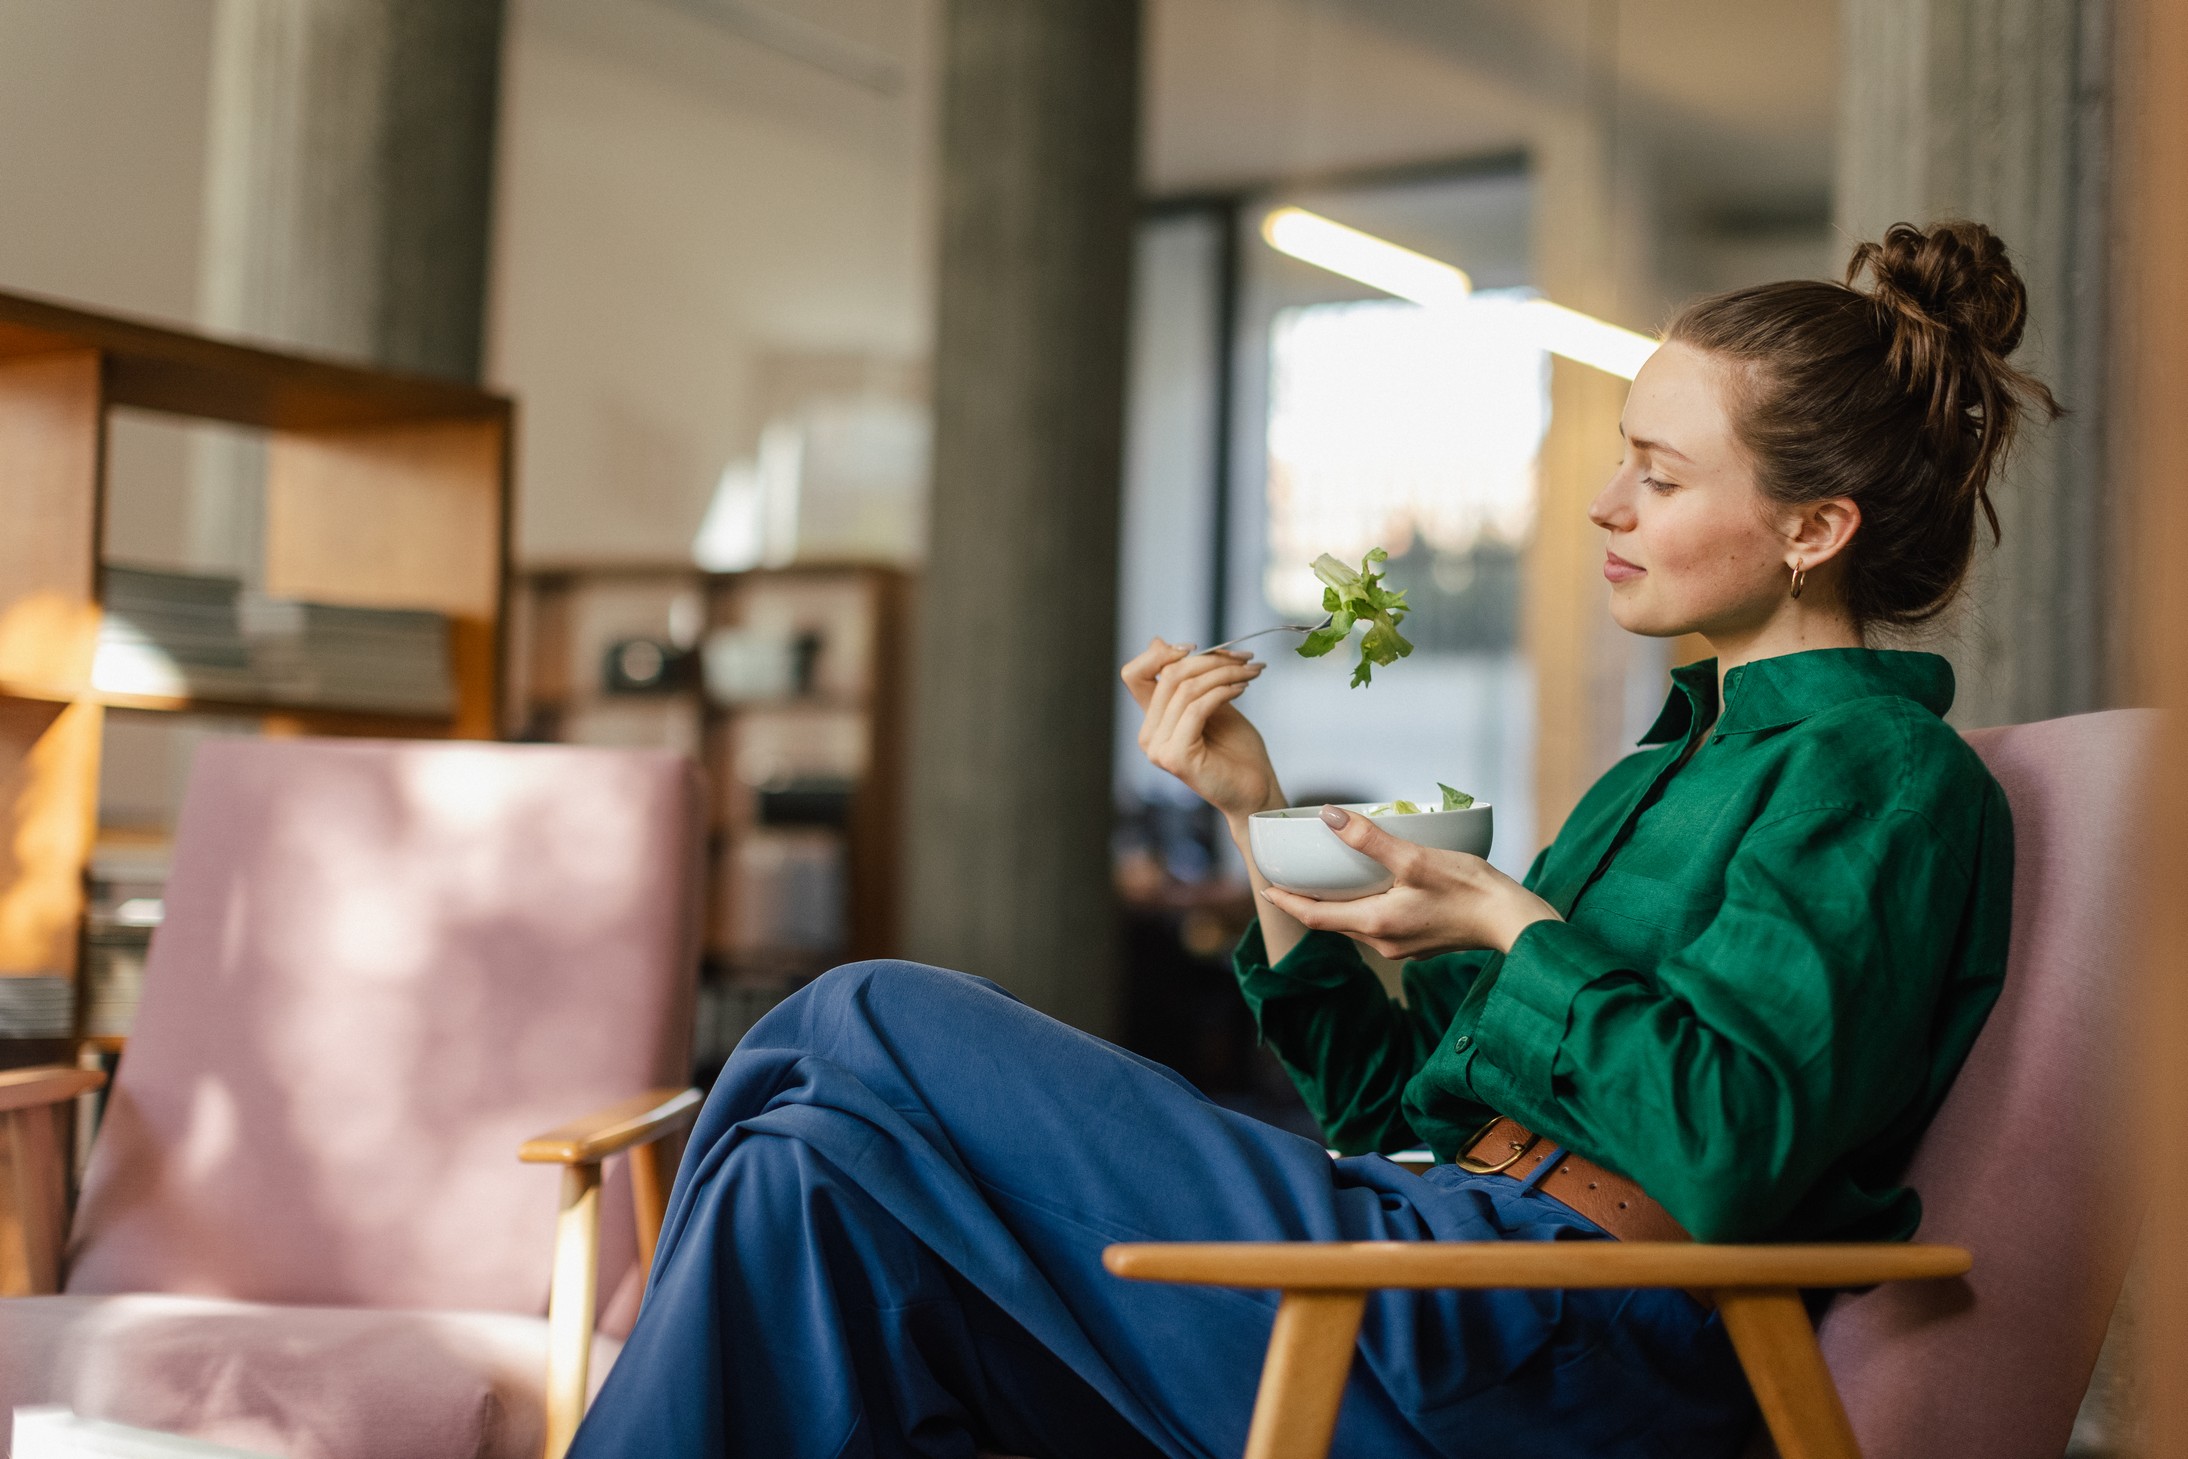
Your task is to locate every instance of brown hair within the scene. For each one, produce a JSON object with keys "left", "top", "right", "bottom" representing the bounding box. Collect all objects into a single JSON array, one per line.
[{"left": 1666, "top": 219, "right": 2062, "bottom": 627}]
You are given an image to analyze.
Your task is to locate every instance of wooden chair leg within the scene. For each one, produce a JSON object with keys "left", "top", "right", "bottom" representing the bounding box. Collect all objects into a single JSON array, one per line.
[
  {"left": 630, "top": 1137, "right": 673, "bottom": 1275},
  {"left": 1, "top": 1104, "right": 66, "bottom": 1296},
  {"left": 1713, "top": 1287, "right": 1860, "bottom": 1459},
  {"left": 1243, "top": 1290, "right": 1368, "bottom": 1459},
  {"left": 542, "top": 1161, "right": 603, "bottom": 1459}
]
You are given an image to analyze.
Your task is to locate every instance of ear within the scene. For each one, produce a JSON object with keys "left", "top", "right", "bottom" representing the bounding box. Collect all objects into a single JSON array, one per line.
[{"left": 1784, "top": 497, "right": 1861, "bottom": 570}]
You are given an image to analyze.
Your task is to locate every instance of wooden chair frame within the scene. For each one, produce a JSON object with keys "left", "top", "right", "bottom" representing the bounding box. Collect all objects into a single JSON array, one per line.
[
  {"left": 1104, "top": 1238, "right": 1972, "bottom": 1459},
  {"left": 0, "top": 1065, "right": 107, "bottom": 1296},
  {"left": 519, "top": 1086, "right": 701, "bottom": 1458},
  {"left": 0, "top": 1064, "right": 701, "bottom": 1459}
]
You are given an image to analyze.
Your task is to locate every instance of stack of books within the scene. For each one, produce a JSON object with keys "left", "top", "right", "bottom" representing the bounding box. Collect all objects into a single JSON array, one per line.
[
  {"left": 92, "top": 567, "right": 455, "bottom": 716},
  {"left": 93, "top": 568, "right": 257, "bottom": 700},
  {"left": 239, "top": 596, "right": 455, "bottom": 716},
  {"left": 0, "top": 976, "right": 72, "bottom": 1039}
]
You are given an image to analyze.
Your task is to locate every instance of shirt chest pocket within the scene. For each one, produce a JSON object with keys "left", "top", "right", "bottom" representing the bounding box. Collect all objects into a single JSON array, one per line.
[{"left": 1576, "top": 867, "right": 1721, "bottom": 946}]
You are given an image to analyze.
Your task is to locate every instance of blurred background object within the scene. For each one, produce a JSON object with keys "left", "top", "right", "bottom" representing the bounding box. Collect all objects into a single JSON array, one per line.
[{"left": 510, "top": 563, "right": 906, "bottom": 1082}]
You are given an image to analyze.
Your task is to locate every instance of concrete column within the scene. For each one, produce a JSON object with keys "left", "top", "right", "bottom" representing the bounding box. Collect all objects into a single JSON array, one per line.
[
  {"left": 1837, "top": 0, "right": 2119, "bottom": 725},
  {"left": 901, "top": 0, "right": 1141, "bottom": 1031},
  {"left": 191, "top": 0, "right": 505, "bottom": 569},
  {"left": 1843, "top": 2, "right": 2132, "bottom": 1437},
  {"left": 199, "top": 0, "right": 504, "bottom": 376}
]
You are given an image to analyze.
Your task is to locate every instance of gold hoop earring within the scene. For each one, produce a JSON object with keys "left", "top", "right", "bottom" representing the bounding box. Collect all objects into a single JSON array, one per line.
[{"left": 1789, "top": 565, "right": 1808, "bottom": 600}]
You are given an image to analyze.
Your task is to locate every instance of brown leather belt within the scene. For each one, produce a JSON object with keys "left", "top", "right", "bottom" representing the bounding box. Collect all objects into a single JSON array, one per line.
[{"left": 1458, "top": 1116, "right": 1692, "bottom": 1245}]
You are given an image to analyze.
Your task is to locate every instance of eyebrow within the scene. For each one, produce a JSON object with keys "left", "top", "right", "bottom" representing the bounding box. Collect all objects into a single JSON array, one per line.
[{"left": 1622, "top": 430, "right": 1695, "bottom": 465}]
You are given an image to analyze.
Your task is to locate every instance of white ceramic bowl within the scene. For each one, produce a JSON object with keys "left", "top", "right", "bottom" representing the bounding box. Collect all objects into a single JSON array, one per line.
[{"left": 1247, "top": 802, "right": 1494, "bottom": 901}]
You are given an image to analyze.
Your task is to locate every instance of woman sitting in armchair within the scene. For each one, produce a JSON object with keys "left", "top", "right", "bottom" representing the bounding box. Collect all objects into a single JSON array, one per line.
[{"left": 568, "top": 219, "right": 2054, "bottom": 1459}]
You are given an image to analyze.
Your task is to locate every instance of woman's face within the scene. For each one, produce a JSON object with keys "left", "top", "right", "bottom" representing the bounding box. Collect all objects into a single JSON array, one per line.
[{"left": 1589, "top": 341, "right": 1808, "bottom": 640}]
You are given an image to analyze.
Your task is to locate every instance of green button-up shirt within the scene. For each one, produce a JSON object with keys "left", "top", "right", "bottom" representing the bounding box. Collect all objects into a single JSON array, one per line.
[{"left": 1233, "top": 648, "right": 2013, "bottom": 1244}]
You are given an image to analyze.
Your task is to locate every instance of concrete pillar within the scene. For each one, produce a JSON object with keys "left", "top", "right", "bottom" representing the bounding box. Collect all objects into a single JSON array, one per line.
[
  {"left": 191, "top": 0, "right": 505, "bottom": 569},
  {"left": 901, "top": 0, "right": 1141, "bottom": 1031},
  {"left": 1842, "top": 1, "right": 2132, "bottom": 1437},
  {"left": 1837, "top": 0, "right": 2119, "bottom": 725},
  {"left": 200, "top": 0, "right": 504, "bottom": 376}
]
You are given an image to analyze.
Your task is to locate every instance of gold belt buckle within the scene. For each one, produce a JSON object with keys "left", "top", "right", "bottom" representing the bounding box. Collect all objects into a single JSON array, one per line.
[{"left": 1454, "top": 1123, "right": 1539, "bottom": 1175}]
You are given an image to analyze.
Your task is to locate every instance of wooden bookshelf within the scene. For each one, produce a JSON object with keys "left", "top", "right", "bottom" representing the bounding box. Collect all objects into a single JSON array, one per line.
[
  {"left": 0, "top": 288, "right": 512, "bottom": 1051},
  {"left": 512, "top": 563, "right": 908, "bottom": 1066}
]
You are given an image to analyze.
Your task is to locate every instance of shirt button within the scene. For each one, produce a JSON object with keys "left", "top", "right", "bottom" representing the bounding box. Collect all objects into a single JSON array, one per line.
[{"left": 1454, "top": 1035, "right": 1472, "bottom": 1051}]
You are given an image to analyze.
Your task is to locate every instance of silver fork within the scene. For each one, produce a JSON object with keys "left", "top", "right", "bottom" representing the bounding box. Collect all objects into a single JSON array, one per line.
[{"left": 1200, "top": 616, "right": 1334, "bottom": 655}]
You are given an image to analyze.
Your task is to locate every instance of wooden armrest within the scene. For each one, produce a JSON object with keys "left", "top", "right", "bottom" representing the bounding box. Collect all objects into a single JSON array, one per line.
[
  {"left": 526, "top": 1086, "right": 703, "bottom": 1459},
  {"left": 1103, "top": 1240, "right": 1970, "bottom": 1292},
  {"left": 519, "top": 1086, "right": 702, "bottom": 1166},
  {"left": 0, "top": 1065, "right": 106, "bottom": 1115},
  {"left": 1129, "top": 1242, "right": 1954, "bottom": 1459}
]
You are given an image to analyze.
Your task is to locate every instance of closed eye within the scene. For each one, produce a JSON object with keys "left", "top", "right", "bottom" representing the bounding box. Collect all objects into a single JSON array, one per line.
[{"left": 1642, "top": 475, "right": 1679, "bottom": 494}]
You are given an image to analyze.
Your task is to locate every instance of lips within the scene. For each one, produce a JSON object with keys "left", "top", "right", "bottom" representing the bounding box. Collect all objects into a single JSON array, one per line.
[{"left": 1603, "top": 550, "right": 1644, "bottom": 584}]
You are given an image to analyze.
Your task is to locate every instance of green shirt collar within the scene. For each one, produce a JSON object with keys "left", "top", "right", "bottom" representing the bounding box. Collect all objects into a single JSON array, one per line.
[{"left": 1638, "top": 648, "right": 1957, "bottom": 745}]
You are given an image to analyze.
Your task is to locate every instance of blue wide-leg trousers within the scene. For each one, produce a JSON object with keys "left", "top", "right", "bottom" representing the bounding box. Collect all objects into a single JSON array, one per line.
[{"left": 567, "top": 961, "right": 1754, "bottom": 1458}]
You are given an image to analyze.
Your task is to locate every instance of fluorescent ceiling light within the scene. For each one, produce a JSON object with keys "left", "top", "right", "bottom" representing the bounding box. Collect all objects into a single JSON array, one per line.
[
  {"left": 1262, "top": 207, "right": 1474, "bottom": 309},
  {"left": 1261, "top": 207, "right": 1660, "bottom": 380},
  {"left": 1516, "top": 299, "right": 1661, "bottom": 380}
]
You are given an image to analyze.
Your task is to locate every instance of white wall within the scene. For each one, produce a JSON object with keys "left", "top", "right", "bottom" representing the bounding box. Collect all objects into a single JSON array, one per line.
[
  {"left": 0, "top": 0, "right": 218, "bottom": 569},
  {"left": 488, "top": 0, "right": 938, "bottom": 566},
  {"left": 0, "top": 0, "right": 213, "bottom": 324}
]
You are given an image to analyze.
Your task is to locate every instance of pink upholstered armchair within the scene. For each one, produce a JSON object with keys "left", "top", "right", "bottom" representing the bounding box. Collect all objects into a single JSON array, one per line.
[
  {"left": 1109, "top": 710, "right": 2154, "bottom": 1459},
  {"left": 0, "top": 737, "right": 708, "bottom": 1459}
]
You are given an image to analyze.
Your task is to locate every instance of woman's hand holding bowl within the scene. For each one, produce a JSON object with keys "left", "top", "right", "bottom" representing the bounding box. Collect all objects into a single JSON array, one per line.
[{"left": 1259, "top": 806, "right": 1561, "bottom": 959}]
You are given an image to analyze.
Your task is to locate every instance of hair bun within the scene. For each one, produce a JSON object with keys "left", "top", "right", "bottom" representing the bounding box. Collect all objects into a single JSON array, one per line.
[{"left": 1851, "top": 219, "right": 2029, "bottom": 360}]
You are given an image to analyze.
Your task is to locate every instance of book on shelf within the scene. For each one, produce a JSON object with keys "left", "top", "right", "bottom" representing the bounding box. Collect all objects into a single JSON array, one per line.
[
  {"left": 238, "top": 595, "right": 455, "bottom": 715},
  {"left": 93, "top": 567, "right": 258, "bottom": 700},
  {"left": 0, "top": 976, "right": 73, "bottom": 1039},
  {"left": 92, "top": 567, "right": 455, "bottom": 716}
]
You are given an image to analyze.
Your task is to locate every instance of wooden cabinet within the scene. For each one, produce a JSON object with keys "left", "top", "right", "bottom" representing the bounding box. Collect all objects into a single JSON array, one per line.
[
  {"left": 0, "top": 289, "right": 511, "bottom": 1057},
  {"left": 512, "top": 564, "right": 908, "bottom": 1072}
]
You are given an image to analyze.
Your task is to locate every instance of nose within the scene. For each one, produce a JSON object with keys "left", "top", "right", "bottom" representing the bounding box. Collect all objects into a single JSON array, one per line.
[{"left": 1589, "top": 473, "right": 1635, "bottom": 533}]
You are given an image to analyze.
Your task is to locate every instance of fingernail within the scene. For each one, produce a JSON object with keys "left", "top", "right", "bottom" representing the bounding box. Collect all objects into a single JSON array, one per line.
[{"left": 1318, "top": 805, "right": 1347, "bottom": 828}]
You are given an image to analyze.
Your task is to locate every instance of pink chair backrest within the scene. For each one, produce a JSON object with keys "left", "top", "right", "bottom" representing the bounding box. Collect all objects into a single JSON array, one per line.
[
  {"left": 1816, "top": 710, "right": 2156, "bottom": 1458},
  {"left": 66, "top": 737, "right": 705, "bottom": 1319}
]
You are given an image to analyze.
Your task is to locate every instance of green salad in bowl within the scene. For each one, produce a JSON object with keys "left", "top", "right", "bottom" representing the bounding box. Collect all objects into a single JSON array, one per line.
[{"left": 1247, "top": 786, "right": 1493, "bottom": 900}]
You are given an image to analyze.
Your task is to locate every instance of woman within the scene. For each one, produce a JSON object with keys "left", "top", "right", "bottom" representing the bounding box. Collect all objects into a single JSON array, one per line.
[{"left": 568, "top": 219, "right": 2054, "bottom": 1459}]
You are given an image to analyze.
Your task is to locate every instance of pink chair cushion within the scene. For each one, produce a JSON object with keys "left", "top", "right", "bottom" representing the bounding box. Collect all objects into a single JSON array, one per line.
[
  {"left": 64, "top": 738, "right": 704, "bottom": 1319},
  {"left": 1813, "top": 710, "right": 2156, "bottom": 1458},
  {"left": 0, "top": 1292, "right": 621, "bottom": 1459}
]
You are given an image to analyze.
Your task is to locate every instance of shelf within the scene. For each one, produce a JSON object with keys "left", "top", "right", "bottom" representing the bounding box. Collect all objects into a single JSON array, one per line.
[
  {"left": 516, "top": 564, "right": 908, "bottom": 969},
  {"left": 0, "top": 678, "right": 456, "bottom": 735},
  {"left": 0, "top": 288, "right": 512, "bottom": 1000},
  {"left": 520, "top": 558, "right": 902, "bottom": 583},
  {"left": 0, "top": 287, "right": 506, "bottom": 431},
  {"left": 532, "top": 690, "right": 871, "bottom": 715}
]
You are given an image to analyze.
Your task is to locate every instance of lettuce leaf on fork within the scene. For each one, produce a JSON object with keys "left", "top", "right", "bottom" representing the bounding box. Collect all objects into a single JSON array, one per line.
[{"left": 1298, "top": 547, "right": 1415, "bottom": 687}]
